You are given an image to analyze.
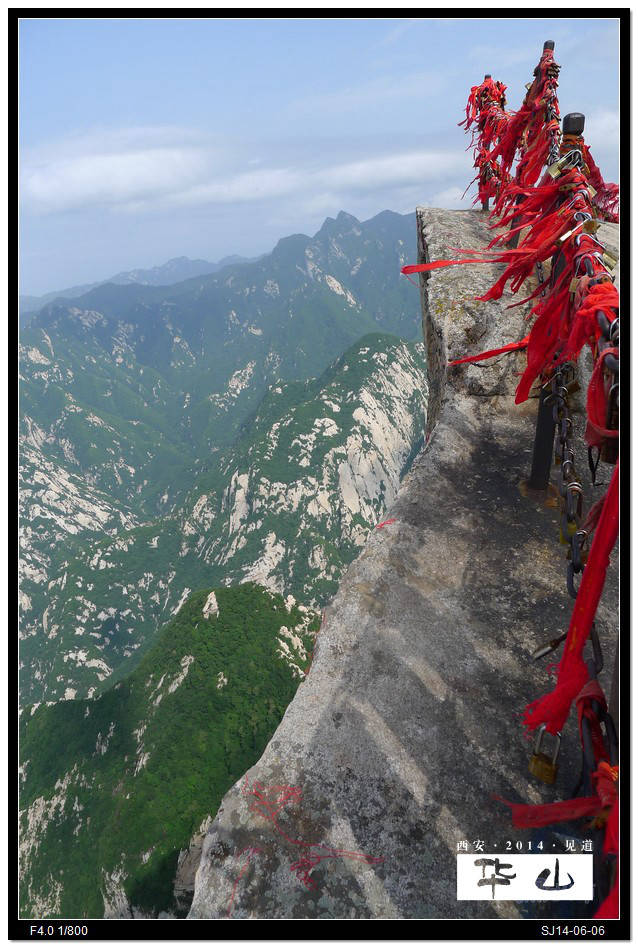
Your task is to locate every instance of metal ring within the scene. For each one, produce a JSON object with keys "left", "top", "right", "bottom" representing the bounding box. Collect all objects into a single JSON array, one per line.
[
  {"left": 552, "top": 401, "right": 567, "bottom": 425},
  {"left": 570, "top": 530, "right": 587, "bottom": 572},
  {"left": 565, "top": 485, "right": 583, "bottom": 523},
  {"left": 567, "top": 562, "right": 580, "bottom": 600}
]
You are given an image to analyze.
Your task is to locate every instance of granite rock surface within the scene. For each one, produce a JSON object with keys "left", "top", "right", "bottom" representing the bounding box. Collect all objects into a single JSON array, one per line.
[{"left": 187, "top": 208, "right": 619, "bottom": 920}]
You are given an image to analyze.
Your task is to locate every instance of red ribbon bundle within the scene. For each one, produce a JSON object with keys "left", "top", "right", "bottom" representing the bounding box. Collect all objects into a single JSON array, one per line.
[
  {"left": 402, "top": 162, "right": 619, "bottom": 410},
  {"left": 460, "top": 77, "right": 508, "bottom": 134},
  {"left": 489, "top": 46, "right": 560, "bottom": 185},
  {"left": 444, "top": 45, "right": 621, "bottom": 917},
  {"left": 411, "top": 33, "right": 621, "bottom": 740},
  {"left": 523, "top": 460, "right": 618, "bottom": 736},
  {"left": 402, "top": 169, "right": 586, "bottom": 308},
  {"left": 460, "top": 78, "right": 511, "bottom": 205},
  {"left": 496, "top": 680, "right": 619, "bottom": 919}
]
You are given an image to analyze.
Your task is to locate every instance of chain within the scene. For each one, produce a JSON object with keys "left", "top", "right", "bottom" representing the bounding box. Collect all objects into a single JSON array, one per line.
[
  {"left": 545, "top": 366, "right": 588, "bottom": 599},
  {"left": 531, "top": 363, "right": 585, "bottom": 663},
  {"left": 546, "top": 99, "right": 561, "bottom": 166}
]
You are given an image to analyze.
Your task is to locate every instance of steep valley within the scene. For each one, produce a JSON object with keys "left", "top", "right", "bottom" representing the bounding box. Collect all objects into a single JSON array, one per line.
[{"left": 20, "top": 333, "right": 427, "bottom": 704}]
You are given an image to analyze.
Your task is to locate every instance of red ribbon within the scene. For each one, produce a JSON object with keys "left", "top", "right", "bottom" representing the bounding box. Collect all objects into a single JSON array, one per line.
[{"left": 448, "top": 336, "right": 529, "bottom": 366}]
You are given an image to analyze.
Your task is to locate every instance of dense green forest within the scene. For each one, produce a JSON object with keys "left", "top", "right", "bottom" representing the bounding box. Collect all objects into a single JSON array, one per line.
[{"left": 19, "top": 584, "right": 318, "bottom": 918}]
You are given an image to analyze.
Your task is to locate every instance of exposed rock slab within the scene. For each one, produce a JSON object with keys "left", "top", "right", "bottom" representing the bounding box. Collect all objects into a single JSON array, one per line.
[{"left": 188, "top": 208, "right": 619, "bottom": 920}]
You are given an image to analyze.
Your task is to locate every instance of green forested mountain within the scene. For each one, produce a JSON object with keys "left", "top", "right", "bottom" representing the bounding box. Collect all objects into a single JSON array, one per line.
[
  {"left": 20, "top": 333, "right": 427, "bottom": 705},
  {"left": 20, "top": 210, "right": 424, "bottom": 705},
  {"left": 19, "top": 584, "right": 318, "bottom": 919},
  {"left": 20, "top": 210, "right": 417, "bottom": 516}
]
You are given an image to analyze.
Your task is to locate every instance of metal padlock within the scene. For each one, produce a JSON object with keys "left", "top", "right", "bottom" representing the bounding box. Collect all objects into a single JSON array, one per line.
[{"left": 529, "top": 726, "right": 561, "bottom": 784}]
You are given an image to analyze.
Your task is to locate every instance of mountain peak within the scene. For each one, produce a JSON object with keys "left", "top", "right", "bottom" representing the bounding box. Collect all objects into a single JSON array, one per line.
[{"left": 317, "top": 211, "right": 361, "bottom": 237}]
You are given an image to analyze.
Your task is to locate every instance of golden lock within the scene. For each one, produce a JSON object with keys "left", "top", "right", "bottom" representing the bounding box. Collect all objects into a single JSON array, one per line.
[{"left": 529, "top": 726, "right": 561, "bottom": 785}]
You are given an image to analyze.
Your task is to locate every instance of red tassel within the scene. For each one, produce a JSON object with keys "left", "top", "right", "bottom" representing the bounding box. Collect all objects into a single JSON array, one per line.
[
  {"left": 586, "top": 347, "right": 619, "bottom": 448},
  {"left": 581, "top": 143, "right": 619, "bottom": 223},
  {"left": 562, "top": 282, "right": 619, "bottom": 364},
  {"left": 495, "top": 794, "right": 602, "bottom": 828},
  {"left": 448, "top": 336, "right": 529, "bottom": 366}
]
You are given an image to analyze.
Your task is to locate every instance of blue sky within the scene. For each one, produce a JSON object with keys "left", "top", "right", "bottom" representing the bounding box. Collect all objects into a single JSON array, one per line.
[{"left": 19, "top": 15, "right": 620, "bottom": 296}]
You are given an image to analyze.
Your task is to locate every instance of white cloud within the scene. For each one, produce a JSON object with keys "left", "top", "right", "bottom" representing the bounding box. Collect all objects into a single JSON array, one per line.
[
  {"left": 22, "top": 146, "right": 210, "bottom": 213},
  {"left": 145, "top": 149, "right": 473, "bottom": 213},
  {"left": 168, "top": 166, "right": 305, "bottom": 208},
  {"left": 21, "top": 124, "right": 473, "bottom": 217}
]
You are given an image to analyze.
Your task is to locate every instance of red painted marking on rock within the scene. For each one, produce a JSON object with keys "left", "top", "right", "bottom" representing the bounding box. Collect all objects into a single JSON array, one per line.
[
  {"left": 290, "top": 844, "right": 384, "bottom": 890},
  {"left": 226, "top": 846, "right": 263, "bottom": 918},
  {"left": 240, "top": 780, "right": 383, "bottom": 891},
  {"left": 375, "top": 518, "right": 397, "bottom": 529}
]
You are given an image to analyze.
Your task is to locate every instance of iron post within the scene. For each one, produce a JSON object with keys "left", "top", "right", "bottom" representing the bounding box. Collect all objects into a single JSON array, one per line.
[
  {"left": 563, "top": 112, "right": 585, "bottom": 136},
  {"left": 528, "top": 383, "right": 556, "bottom": 491}
]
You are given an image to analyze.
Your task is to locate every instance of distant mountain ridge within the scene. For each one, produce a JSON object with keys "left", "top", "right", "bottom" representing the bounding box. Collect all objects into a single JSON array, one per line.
[
  {"left": 19, "top": 208, "right": 423, "bottom": 703},
  {"left": 19, "top": 254, "right": 257, "bottom": 321}
]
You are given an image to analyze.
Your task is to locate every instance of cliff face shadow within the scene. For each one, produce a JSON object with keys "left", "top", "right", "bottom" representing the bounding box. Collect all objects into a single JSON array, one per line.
[
  {"left": 264, "top": 415, "right": 617, "bottom": 918},
  {"left": 190, "top": 338, "right": 618, "bottom": 919}
]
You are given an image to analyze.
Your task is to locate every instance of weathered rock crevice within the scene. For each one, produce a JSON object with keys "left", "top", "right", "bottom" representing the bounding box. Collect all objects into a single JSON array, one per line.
[{"left": 186, "top": 208, "right": 618, "bottom": 920}]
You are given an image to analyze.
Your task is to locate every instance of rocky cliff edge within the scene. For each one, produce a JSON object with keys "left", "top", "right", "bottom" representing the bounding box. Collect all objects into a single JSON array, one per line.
[{"left": 187, "top": 208, "right": 619, "bottom": 920}]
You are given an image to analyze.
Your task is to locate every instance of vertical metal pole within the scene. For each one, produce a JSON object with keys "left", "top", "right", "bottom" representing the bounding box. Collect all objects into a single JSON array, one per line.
[
  {"left": 507, "top": 42, "right": 555, "bottom": 249},
  {"left": 562, "top": 112, "right": 585, "bottom": 137},
  {"left": 482, "top": 76, "right": 491, "bottom": 212},
  {"left": 528, "top": 383, "right": 556, "bottom": 491},
  {"left": 506, "top": 195, "right": 523, "bottom": 248}
]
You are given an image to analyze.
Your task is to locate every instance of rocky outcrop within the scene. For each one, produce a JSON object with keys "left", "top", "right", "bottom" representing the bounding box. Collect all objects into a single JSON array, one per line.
[
  {"left": 173, "top": 816, "right": 214, "bottom": 914},
  {"left": 188, "top": 208, "right": 619, "bottom": 919}
]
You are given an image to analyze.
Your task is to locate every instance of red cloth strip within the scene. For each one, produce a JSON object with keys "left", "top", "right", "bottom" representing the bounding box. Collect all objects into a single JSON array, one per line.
[
  {"left": 401, "top": 258, "right": 495, "bottom": 275},
  {"left": 494, "top": 794, "right": 602, "bottom": 828},
  {"left": 448, "top": 336, "right": 529, "bottom": 366}
]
